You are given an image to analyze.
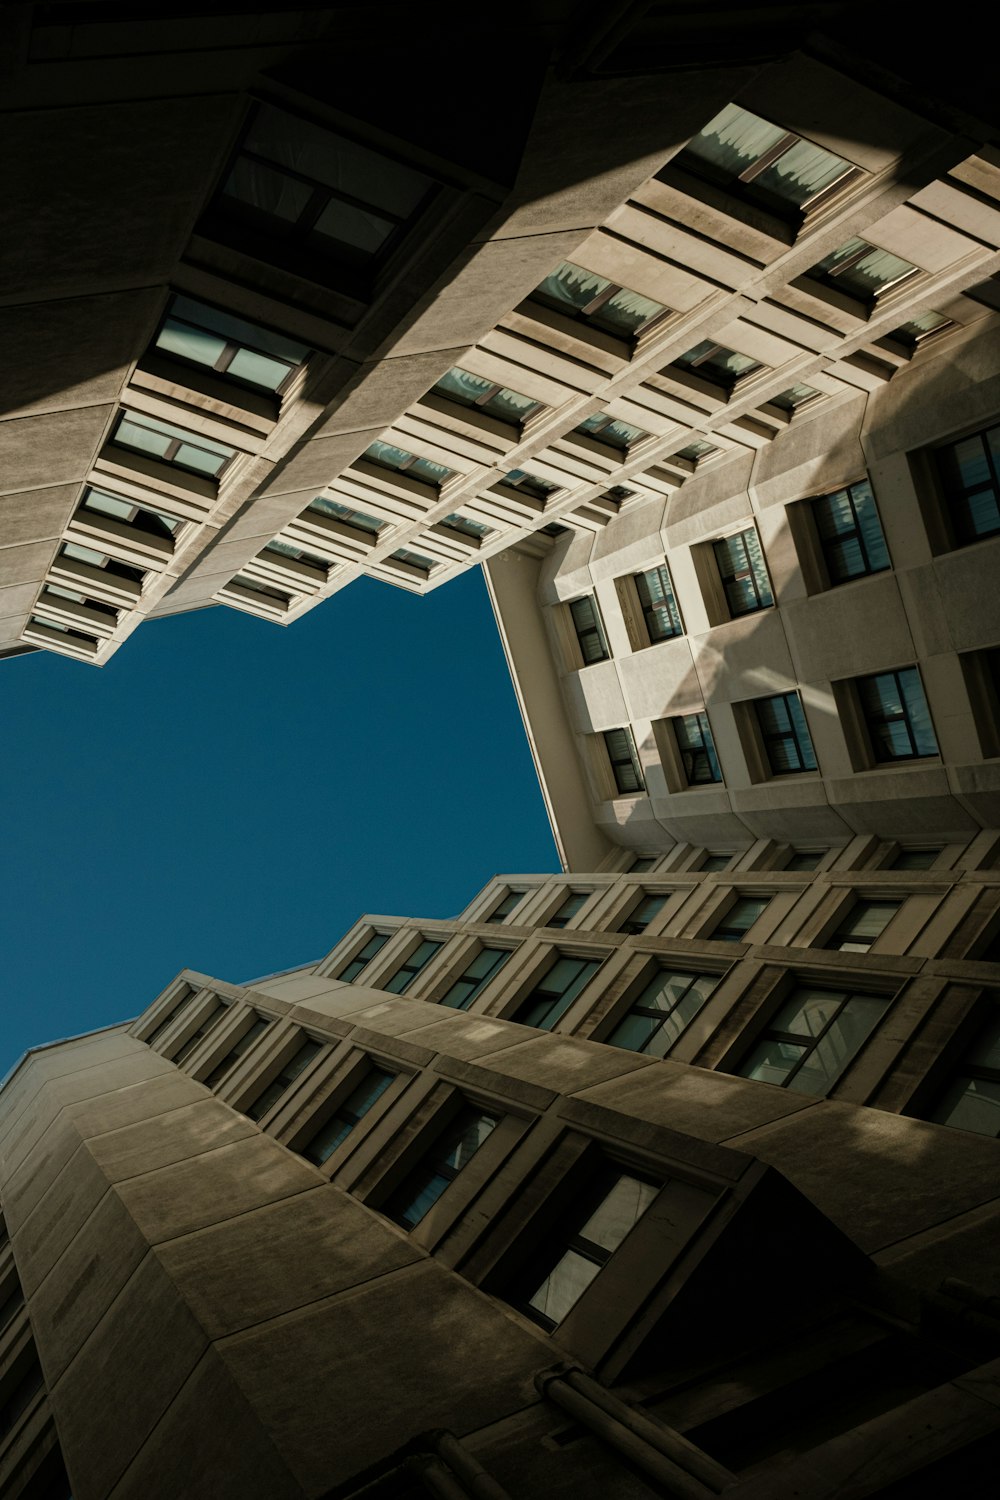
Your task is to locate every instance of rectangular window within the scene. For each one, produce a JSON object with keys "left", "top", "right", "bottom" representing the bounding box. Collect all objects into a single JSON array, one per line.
[
  {"left": 827, "top": 900, "right": 901, "bottom": 953},
  {"left": 634, "top": 563, "right": 683, "bottom": 642},
  {"left": 173, "top": 1003, "right": 226, "bottom": 1064},
  {"left": 786, "top": 849, "right": 825, "bottom": 871},
  {"left": 569, "top": 596, "right": 610, "bottom": 664},
  {"left": 671, "top": 340, "right": 764, "bottom": 392},
  {"left": 386, "top": 1108, "right": 498, "bottom": 1228},
  {"left": 701, "top": 853, "right": 733, "bottom": 872},
  {"left": 737, "top": 987, "right": 889, "bottom": 1094},
  {"left": 713, "top": 528, "right": 773, "bottom": 615},
  {"left": 887, "top": 310, "right": 953, "bottom": 351},
  {"left": 439, "top": 948, "right": 511, "bottom": 1010},
  {"left": 807, "top": 237, "right": 919, "bottom": 306},
  {"left": 548, "top": 892, "right": 590, "bottom": 929},
  {"left": 530, "top": 261, "right": 668, "bottom": 340},
  {"left": 768, "top": 383, "right": 823, "bottom": 413},
  {"left": 603, "top": 728, "right": 645, "bottom": 794},
  {"left": 440, "top": 513, "right": 493, "bottom": 541},
  {"left": 228, "top": 575, "right": 292, "bottom": 610},
  {"left": 389, "top": 549, "right": 435, "bottom": 574},
  {"left": 574, "top": 413, "right": 649, "bottom": 450},
  {"left": 153, "top": 294, "right": 309, "bottom": 394},
  {"left": 928, "top": 1012, "right": 1000, "bottom": 1138},
  {"left": 629, "top": 855, "right": 657, "bottom": 873},
  {"left": 58, "top": 541, "right": 145, "bottom": 585},
  {"left": 812, "top": 480, "right": 890, "bottom": 583},
  {"left": 79, "top": 486, "right": 182, "bottom": 543},
  {"left": 672, "top": 712, "right": 722, "bottom": 785},
  {"left": 203, "top": 1016, "right": 270, "bottom": 1089},
  {"left": 891, "top": 848, "right": 941, "bottom": 870},
  {"left": 301, "top": 1067, "right": 395, "bottom": 1164},
  {"left": 856, "top": 668, "right": 938, "bottom": 762},
  {"left": 487, "top": 890, "right": 526, "bottom": 924},
  {"left": 431, "top": 366, "right": 542, "bottom": 425},
  {"left": 712, "top": 896, "right": 769, "bottom": 941},
  {"left": 518, "top": 1168, "right": 659, "bottom": 1330},
  {"left": 144, "top": 986, "right": 197, "bottom": 1045},
  {"left": 500, "top": 468, "right": 562, "bottom": 501},
  {"left": 259, "top": 539, "right": 329, "bottom": 576},
  {"left": 754, "top": 692, "right": 818, "bottom": 774},
  {"left": 617, "top": 893, "right": 666, "bottom": 934},
  {"left": 337, "top": 932, "right": 390, "bottom": 983},
  {"left": 110, "top": 412, "right": 235, "bottom": 479},
  {"left": 246, "top": 1038, "right": 322, "bottom": 1121},
  {"left": 514, "top": 955, "right": 602, "bottom": 1030},
  {"left": 363, "top": 441, "right": 452, "bottom": 488},
  {"left": 307, "top": 495, "right": 389, "bottom": 537},
  {"left": 606, "top": 969, "right": 718, "bottom": 1056},
  {"left": 933, "top": 423, "right": 1000, "bottom": 544},
  {"left": 384, "top": 940, "right": 443, "bottom": 994}
]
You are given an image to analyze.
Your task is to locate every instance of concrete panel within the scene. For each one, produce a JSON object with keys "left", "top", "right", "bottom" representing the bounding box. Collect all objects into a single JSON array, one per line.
[
  {"left": 691, "top": 613, "right": 797, "bottom": 704},
  {"left": 474, "top": 1033, "right": 655, "bottom": 1093},
  {"left": 0, "top": 405, "right": 112, "bottom": 494},
  {"left": 0, "top": 484, "right": 79, "bottom": 550},
  {"left": 154, "top": 1188, "right": 422, "bottom": 1340},
  {"left": 900, "top": 544, "right": 1000, "bottom": 657},
  {"left": 11, "top": 1143, "right": 110, "bottom": 1297},
  {"left": 255, "top": 428, "right": 380, "bottom": 498},
  {"left": 310, "top": 348, "right": 472, "bottom": 439},
  {"left": 0, "top": 539, "right": 58, "bottom": 587},
  {"left": 0, "top": 581, "right": 42, "bottom": 620},
  {"left": 85, "top": 1099, "right": 259, "bottom": 1184},
  {"left": 874, "top": 1198, "right": 1000, "bottom": 1298},
  {"left": 783, "top": 577, "right": 916, "bottom": 683},
  {"left": 619, "top": 641, "right": 703, "bottom": 721}
]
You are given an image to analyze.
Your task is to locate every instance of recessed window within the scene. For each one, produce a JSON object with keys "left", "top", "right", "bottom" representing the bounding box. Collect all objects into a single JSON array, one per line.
[
  {"left": 384, "top": 939, "right": 442, "bottom": 994},
  {"left": 712, "top": 896, "right": 769, "bottom": 941},
  {"left": 431, "top": 366, "right": 542, "bottom": 425},
  {"left": 301, "top": 1067, "right": 394, "bottom": 1164},
  {"left": 634, "top": 562, "right": 683, "bottom": 642},
  {"left": 389, "top": 549, "right": 435, "bottom": 574},
  {"left": 153, "top": 294, "right": 309, "bottom": 394},
  {"left": 439, "top": 948, "right": 511, "bottom": 1010},
  {"left": 211, "top": 103, "right": 435, "bottom": 278},
  {"left": 672, "top": 712, "right": 722, "bottom": 785},
  {"left": 517, "top": 1168, "right": 659, "bottom": 1329},
  {"left": 856, "top": 668, "right": 938, "bottom": 762},
  {"left": 753, "top": 692, "right": 818, "bottom": 775},
  {"left": 603, "top": 727, "right": 645, "bottom": 794},
  {"left": 786, "top": 849, "right": 825, "bottom": 871},
  {"left": 530, "top": 261, "right": 668, "bottom": 340},
  {"left": 826, "top": 900, "right": 902, "bottom": 953},
  {"left": 143, "top": 986, "right": 197, "bottom": 1045},
  {"left": 617, "top": 892, "right": 666, "bottom": 934},
  {"left": 927, "top": 1012, "right": 1000, "bottom": 1138},
  {"left": 606, "top": 968, "right": 718, "bottom": 1055},
  {"left": 932, "top": 422, "right": 1000, "bottom": 544},
  {"left": 79, "top": 486, "right": 183, "bottom": 542},
  {"left": 27, "top": 616, "right": 100, "bottom": 650},
  {"left": 501, "top": 469, "right": 562, "bottom": 501},
  {"left": 960, "top": 647, "right": 1000, "bottom": 758},
  {"left": 386, "top": 1108, "right": 498, "bottom": 1229},
  {"left": 806, "top": 237, "right": 920, "bottom": 306},
  {"left": 307, "top": 495, "right": 388, "bottom": 537},
  {"left": 812, "top": 480, "right": 890, "bottom": 583},
  {"left": 569, "top": 595, "right": 610, "bottom": 664},
  {"left": 440, "top": 513, "right": 493, "bottom": 540},
  {"left": 768, "top": 383, "right": 823, "bottom": 413},
  {"left": 246, "top": 1038, "right": 322, "bottom": 1121},
  {"left": 574, "top": 413, "right": 649, "bottom": 450},
  {"left": 229, "top": 575, "right": 292, "bottom": 609},
  {"left": 886, "top": 310, "right": 953, "bottom": 350},
  {"left": 173, "top": 1002, "right": 227, "bottom": 1065},
  {"left": 363, "top": 441, "right": 452, "bottom": 488},
  {"left": 672, "top": 103, "right": 860, "bottom": 223},
  {"left": 670, "top": 340, "right": 764, "bottom": 392},
  {"left": 629, "top": 855, "right": 657, "bottom": 873},
  {"left": 486, "top": 889, "right": 526, "bottom": 924},
  {"left": 203, "top": 1016, "right": 270, "bottom": 1089},
  {"left": 737, "top": 987, "right": 889, "bottom": 1094},
  {"left": 890, "top": 848, "right": 941, "bottom": 871},
  {"left": 548, "top": 891, "right": 590, "bottom": 929},
  {"left": 260, "top": 540, "right": 329, "bottom": 575},
  {"left": 337, "top": 932, "right": 390, "bottom": 983},
  {"left": 110, "top": 412, "right": 235, "bottom": 479},
  {"left": 713, "top": 528, "right": 773, "bottom": 615},
  {"left": 59, "top": 542, "right": 145, "bottom": 585},
  {"left": 514, "top": 954, "right": 602, "bottom": 1030},
  {"left": 673, "top": 439, "right": 720, "bottom": 464},
  {"left": 39, "top": 585, "right": 118, "bottom": 622},
  {"left": 701, "top": 853, "right": 733, "bottom": 872}
]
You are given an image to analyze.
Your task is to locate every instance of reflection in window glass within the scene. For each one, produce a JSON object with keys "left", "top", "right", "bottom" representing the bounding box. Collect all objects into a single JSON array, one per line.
[
  {"left": 302, "top": 1068, "right": 394, "bottom": 1164},
  {"left": 808, "top": 238, "right": 919, "bottom": 303},
  {"left": 934, "top": 424, "right": 1000, "bottom": 543},
  {"left": 111, "top": 412, "right": 235, "bottom": 478},
  {"left": 813, "top": 480, "right": 890, "bottom": 582},
  {"left": 738, "top": 988, "right": 889, "bottom": 1094},
  {"left": 432, "top": 366, "right": 541, "bottom": 425},
  {"left": 155, "top": 295, "right": 308, "bottom": 392},
  {"left": 713, "top": 529, "right": 773, "bottom": 615},
  {"left": 635, "top": 563, "right": 683, "bottom": 642},
  {"left": 857, "top": 668, "right": 938, "bottom": 761},
  {"left": 673, "top": 712, "right": 721, "bottom": 785},
  {"left": 514, "top": 956, "right": 601, "bottom": 1029},
  {"left": 607, "top": 969, "right": 717, "bottom": 1056},
  {"left": 531, "top": 262, "right": 667, "bottom": 338},
  {"left": 388, "top": 1108, "right": 498, "bottom": 1227},
  {"left": 712, "top": 896, "right": 769, "bottom": 941},
  {"left": 439, "top": 948, "right": 510, "bottom": 1010},
  {"left": 930, "top": 1013, "right": 1000, "bottom": 1138},
  {"left": 363, "top": 441, "right": 452, "bottom": 487},
  {"left": 754, "top": 692, "right": 818, "bottom": 774},
  {"left": 308, "top": 495, "right": 388, "bottom": 535}
]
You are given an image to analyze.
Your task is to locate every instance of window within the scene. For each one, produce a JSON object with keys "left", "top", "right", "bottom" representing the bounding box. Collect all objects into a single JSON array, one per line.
[
  {"left": 38, "top": 584, "right": 118, "bottom": 623},
  {"left": 672, "top": 712, "right": 722, "bottom": 785},
  {"left": 246, "top": 1038, "right": 322, "bottom": 1121},
  {"left": 431, "top": 366, "right": 542, "bottom": 425},
  {"left": 887, "top": 310, "right": 953, "bottom": 351},
  {"left": 786, "top": 849, "right": 825, "bottom": 871},
  {"left": 228, "top": 575, "right": 292, "bottom": 609},
  {"left": 712, "top": 896, "right": 769, "bottom": 941},
  {"left": 606, "top": 968, "right": 719, "bottom": 1055},
  {"left": 487, "top": 890, "right": 526, "bottom": 924},
  {"left": 153, "top": 294, "right": 309, "bottom": 394},
  {"left": 517, "top": 1168, "right": 659, "bottom": 1329},
  {"left": 530, "top": 261, "right": 668, "bottom": 340},
  {"left": 603, "top": 728, "right": 645, "bottom": 794},
  {"left": 617, "top": 893, "right": 666, "bottom": 934},
  {"left": 672, "top": 103, "right": 860, "bottom": 224},
  {"left": 737, "top": 987, "right": 889, "bottom": 1094},
  {"left": 574, "top": 413, "right": 649, "bottom": 450},
  {"left": 806, "top": 237, "right": 920, "bottom": 306},
  {"left": 173, "top": 1003, "right": 226, "bottom": 1064},
  {"left": 548, "top": 892, "right": 589, "bottom": 928},
  {"left": 891, "top": 848, "right": 941, "bottom": 870},
  {"left": 203, "top": 1016, "right": 270, "bottom": 1088},
  {"left": 211, "top": 103, "right": 435, "bottom": 276},
  {"left": 109, "top": 412, "right": 235, "bottom": 479},
  {"left": 671, "top": 340, "right": 764, "bottom": 392},
  {"left": 812, "top": 480, "right": 890, "bottom": 583},
  {"left": 337, "top": 932, "right": 390, "bottom": 983},
  {"left": 856, "top": 668, "right": 938, "bottom": 762},
  {"left": 386, "top": 1107, "right": 498, "bottom": 1228},
  {"left": 673, "top": 439, "right": 720, "bottom": 465},
  {"left": 514, "top": 955, "right": 602, "bottom": 1030},
  {"left": 384, "top": 940, "right": 443, "bottom": 994},
  {"left": 79, "top": 486, "right": 183, "bottom": 543},
  {"left": 569, "top": 595, "right": 610, "bottom": 664},
  {"left": 389, "top": 549, "right": 435, "bottom": 574},
  {"left": 27, "top": 616, "right": 99, "bottom": 650},
  {"left": 144, "top": 985, "right": 196, "bottom": 1044},
  {"left": 826, "top": 900, "right": 902, "bottom": 952},
  {"left": 259, "top": 540, "right": 329, "bottom": 575},
  {"left": 439, "top": 948, "right": 511, "bottom": 1010},
  {"left": 363, "top": 441, "right": 452, "bottom": 487},
  {"left": 713, "top": 528, "right": 773, "bottom": 615},
  {"left": 500, "top": 469, "right": 562, "bottom": 501},
  {"left": 701, "top": 853, "right": 732, "bottom": 872},
  {"left": 58, "top": 542, "right": 145, "bottom": 585},
  {"left": 933, "top": 423, "right": 1000, "bottom": 544},
  {"left": 307, "top": 495, "right": 389, "bottom": 536},
  {"left": 440, "top": 513, "right": 493, "bottom": 540},
  {"left": 768, "top": 383, "right": 822, "bottom": 413},
  {"left": 629, "top": 855, "right": 657, "bottom": 873},
  {"left": 634, "top": 562, "right": 683, "bottom": 642},
  {"left": 301, "top": 1067, "right": 395, "bottom": 1164},
  {"left": 928, "top": 1011, "right": 1000, "bottom": 1138},
  {"left": 960, "top": 647, "right": 1000, "bottom": 758},
  {"left": 753, "top": 692, "right": 818, "bottom": 774}
]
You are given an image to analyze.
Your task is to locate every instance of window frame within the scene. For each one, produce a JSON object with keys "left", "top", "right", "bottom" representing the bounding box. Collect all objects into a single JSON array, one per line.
[
  {"left": 568, "top": 594, "right": 611, "bottom": 666},
  {"left": 602, "top": 727, "right": 645, "bottom": 797},
  {"left": 601, "top": 964, "right": 721, "bottom": 1057},
  {"left": 734, "top": 984, "right": 891, "bottom": 1095},
  {"left": 511, "top": 951, "right": 605, "bottom": 1031},
  {"left": 853, "top": 666, "right": 940, "bottom": 765},
  {"left": 711, "top": 526, "right": 774, "bottom": 617},
  {"left": 751, "top": 691, "right": 819, "bottom": 777}
]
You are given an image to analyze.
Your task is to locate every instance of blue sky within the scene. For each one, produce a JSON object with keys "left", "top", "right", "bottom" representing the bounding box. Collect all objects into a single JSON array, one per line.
[{"left": 0, "top": 570, "right": 558, "bottom": 1076}]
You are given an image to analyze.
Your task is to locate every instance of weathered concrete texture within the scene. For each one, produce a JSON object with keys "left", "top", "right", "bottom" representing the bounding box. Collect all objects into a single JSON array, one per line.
[{"left": 0, "top": 405, "right": 113, "bottom": 496}]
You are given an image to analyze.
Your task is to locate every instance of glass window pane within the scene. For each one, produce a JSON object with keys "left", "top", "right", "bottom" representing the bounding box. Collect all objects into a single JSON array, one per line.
[
  {"left": 312, "top": 199, "right": 395, "bottom": 256},
  {"left": 534, "top": 261, "right": 611, "bottom": 313},
  {"left": 753, "top": 138, "right": 852, "bottom": 205},
  {"left": 607, "top": 1013, "right": 662, "bottom": 1052},
  {"left": 224, "top": 157, "right": 313, "bottom": 221},
  {"left": 790, "top": 998, "right": 887, "bottom": 1095},
  {"left": 245, "top": 106, "right": 432, "bottom": 216},
  {"left": 932, "top": 1076, "right": 1000, "bottom": 1137},
  {"left": 740, "top": 1038, "right": 807, "bottom": 1085},
  {"left": 441, "top": 1113, "right": 497, "bottom": 1172},
  {"left": 683, "top": 104, "right": 788, "bottom": 177},
  {"left": 528, "top": 1249, "right": 601, "bottom": 1325},
  {"left": 487, "top": 387, "right": 539, "bottom": 423},
  {"left": 434, "top": 367, "right": 494, "bottom": 404},
  {"left": 157, "top": 318, "right": 228, "bottom": 368},
  {"left": 596, "top": 289, "right": 665, "bottom": 335},
  {"left": 578, "top": 1175, "right": 659, "bottom": 1252},
  {"left": 771, "top": 988, "right": 844, "bottom": 1038},
  {"left": 227, "top": 348, "right": 294, "bottom": 390}
]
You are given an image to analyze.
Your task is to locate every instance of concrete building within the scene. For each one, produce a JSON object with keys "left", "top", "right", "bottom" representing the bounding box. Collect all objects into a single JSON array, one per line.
[{"left": 3, "top": 846, "right": 1000, "bottom": 1499}]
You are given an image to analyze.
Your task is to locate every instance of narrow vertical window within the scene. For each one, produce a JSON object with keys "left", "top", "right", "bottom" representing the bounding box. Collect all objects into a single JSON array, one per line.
[{"left": 713, "top": 529, "right": 773, "bottom": 615}]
